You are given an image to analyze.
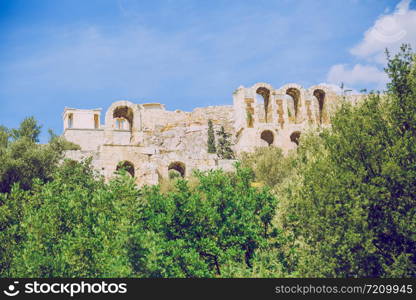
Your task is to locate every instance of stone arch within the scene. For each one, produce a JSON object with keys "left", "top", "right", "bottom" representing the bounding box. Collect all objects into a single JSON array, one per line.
[
  {"left": 260, "top": 130, "right": 274, "bottom": 146},
  {"left": 252, "top": 83, "right": 274, "bottom": 124},
  {"left": 105, "top": 100, "right": 141, "bottom": 131},
  {"left": 256, "top": 87, "right": 272, "bottom": 123},
  {"left": 168, "top": 161, "right": 186, "bottom": 178},
  {"left": 286, "top": 87, "right": 301, "bottom": 121},
  {"left": 308, "top": 84, "right": 333, "bottom": 95},
  {"left": 116, "top": 160, "right": 135, "bottom": 177},
  {"left": 113, "top": 106, "right": 133, "bottom": 130},
  {"left": 290, "top": 131, "right": 301, "bottom": 146},
  {"left": 252, "top": 82, "right": 274, "bottom": 92},
  {"left": 313, "top": 89, "right": 326, "bottom": 124}
]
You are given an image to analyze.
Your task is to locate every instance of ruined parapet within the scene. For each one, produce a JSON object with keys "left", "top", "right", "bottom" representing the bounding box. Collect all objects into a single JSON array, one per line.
[
  {"left": 61, "top": 82, "right": 359, "bottom": 186},
  {"left": 307, "top": 85, "right": 339, "bottom": 125},
  {"left": 232, "top": 82, "right": 344, "bottom": 155},
  {"left": 103, "top": 100, "right": 142, "bottom": 146},
  {"left": 276, "top": 83, "right": 306, "bottom": 124},
  {"left": 62, "top": 107, "right": 103, "bottom": 151}
]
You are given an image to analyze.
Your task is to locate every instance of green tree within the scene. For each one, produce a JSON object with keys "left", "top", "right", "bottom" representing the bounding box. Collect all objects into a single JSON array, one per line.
[
  {"left": 48, "top": 129, "right": 81, "bottom": 151},
  {"left": 240, "top": 147, "right": 293, "bottom": 188},
  {"left": 1, "top": 160, "right": 285, "bottom": 278},
  {"left": 216, "top": 126, "right": 235, "bottom": 159},
  {"left": 281, "top": 45, "right": 416, "bottom": 277},
  {"left": 207, "top": 119, "right": 216, "bottom": 153},
  {"left": 138, "top": 165, "right": 281, "bottom": 277},
  {"left": 0, "top": 137, "right": 59, "bottom": 193},
  {"left": 3, "top": 159, "right": 142, "bottom": 277},
  {"left": 0, "top": 119, "right": 80, "bottom": 193},
  {"left": 11, "top": 116, "right": 42, "bottom": 142},
  {"left": 0, "top": 126, "right": 10, "bottom": 148}
]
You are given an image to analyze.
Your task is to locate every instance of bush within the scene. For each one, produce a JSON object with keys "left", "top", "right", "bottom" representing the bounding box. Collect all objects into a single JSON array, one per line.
[
  {"left": 280, "top": 45, "right": 416, "bottom": 277},
  {"left": 168, "top": 169, "right": 181, "bottom": 179},
  {"left": 0, "top": 119, "right": 79, "bottom": 193},
  {"left": 240, "top": 147, "right": 294, "bottom": 188},
  {"left": 1, "top": 157, "right": 291, "bottom": 277},
  {"left": 137, "top": 165, "right": 283, "bottom": 277},
  {"left": 2, "top": 159, "right": 141, "bottom": 277}
]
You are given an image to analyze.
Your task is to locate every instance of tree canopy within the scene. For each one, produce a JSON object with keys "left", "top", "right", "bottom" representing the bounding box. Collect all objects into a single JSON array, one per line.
[{"left": 0, "top": 44, "right": 415, "bottom": 278}]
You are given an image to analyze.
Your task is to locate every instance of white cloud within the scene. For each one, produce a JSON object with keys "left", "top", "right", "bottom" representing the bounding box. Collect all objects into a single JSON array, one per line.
[
  {"left": 326, "top": 64, "right": 388, "bottom": 89},
  {"left": 317, "top": 82, "right": 361, "bottom": 95},
  {"left": 324, "top": 0, "right": 415, "bottom": 91},
  {"left": 350, "top": 0, "right": 416, "bottom": 64}
]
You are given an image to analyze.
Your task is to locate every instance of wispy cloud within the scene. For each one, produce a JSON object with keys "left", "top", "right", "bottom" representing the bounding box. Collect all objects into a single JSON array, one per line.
[
  {"left": 351, "top": 0, "right": 416, "bottom": 64},
  {"left": 325, "top": 0, "right": 415, "bottom": 91},
  {"left": 327, "top": 64, "right": 388, "bottom": 89}
]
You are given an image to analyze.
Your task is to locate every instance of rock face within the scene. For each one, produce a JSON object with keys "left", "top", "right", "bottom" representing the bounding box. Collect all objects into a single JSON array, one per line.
[{"left": 62, "top": 82, "right": 363, "bottom": 186}]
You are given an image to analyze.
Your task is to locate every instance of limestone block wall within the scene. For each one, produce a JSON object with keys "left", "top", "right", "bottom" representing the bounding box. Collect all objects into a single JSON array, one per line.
[
  {"left": 63, "top": 149, "right": 104, "bottom": 177},
  {"left": 232, "top": 87, "right": 248, "bottom": 132},
  {"left": 63, "top": 101, "right": 237, "bottom": 186},
  {"left": 61, "top": 82, "right": 364, "bottom": 186},
  {"left": 63, "top": 129, "right": 104, "bottom": 151},
  {"left": 142, "top": 105, "right": 234, "bottom": 156},
  {"left": 97, "top": 145, "right": 158, "bottom": 186},
  {"left": 64, "top": 147, "right": 236, "bottom": 188},
  {"left": 140, "top": 109, "right": 187, "bottom": 132},
  {"left": 111, "top": 130, "right": 133, "bottom": 146}
]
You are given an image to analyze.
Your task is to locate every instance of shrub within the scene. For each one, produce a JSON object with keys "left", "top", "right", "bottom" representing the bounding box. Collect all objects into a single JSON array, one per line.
[
  {"left": 240, "top": 147, "right": 294, "bottom": 188},
  {"left": 280, "top": 45, "right": 416, "bottom": 277}
]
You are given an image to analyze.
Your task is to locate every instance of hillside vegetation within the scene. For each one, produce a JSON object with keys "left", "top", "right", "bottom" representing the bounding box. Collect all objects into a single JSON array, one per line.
[{"left": 0, "top": 45, "right": 415, "bottom": 277}]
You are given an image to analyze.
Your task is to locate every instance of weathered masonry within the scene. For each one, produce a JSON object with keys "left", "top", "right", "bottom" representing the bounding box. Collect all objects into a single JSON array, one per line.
[{"left": 62, "top": 82, "right": 362, "bottom": 186}]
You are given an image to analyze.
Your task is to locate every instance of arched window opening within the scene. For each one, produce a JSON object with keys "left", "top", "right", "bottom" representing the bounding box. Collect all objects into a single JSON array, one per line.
[
  {"left": 260, "top": 130, "right": 274, "bottom": 146},
  {"left": 290, "top": 131, "right": 301, "bottom": 146},
  {"left": 113, "top": 106, "right": 133, "bottom": 131},
  {"left": 245, "top": 98, "right": 255, "bottom": 128},
  {"left": 68, "top": 113, "right": 73, "bottom": 129},
  {"left": 115, "top": 118, "right": 129, "bottom": 130},
  {"left": 168, "top": 161, "right": 186, "bottom": 178},
  {"left": 94, "top": 114, "right": 99, "bottom": 129},
  {"left": 116, "top": 161, "right": 135, "bottom": 177},
  {"left": 313, "top": 89, "right": 325, "bottom": 124},
  {"left": 256, "top": 87, "right": 271, "bottom": 123},
  {"left": 286, "top": 88, "right": 301, "bottom": 122}
]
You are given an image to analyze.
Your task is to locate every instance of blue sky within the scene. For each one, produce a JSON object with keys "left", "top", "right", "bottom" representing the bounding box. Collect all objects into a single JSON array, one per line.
[{"left": 1, "top": 0, "right": 415, "bottom": 143}]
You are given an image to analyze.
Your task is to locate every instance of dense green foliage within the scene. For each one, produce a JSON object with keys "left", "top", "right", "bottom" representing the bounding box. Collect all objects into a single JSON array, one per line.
[
  {"left": 0, "top": 45, "right": 415, "bottom": 278},
  {"left": 48, "top": 129, "right": 82, "bottom": 151},
  {"left": 0, "top": 126, "right": 10, "bottom": 148},
  {"left": 0, "top": 118, "right": 79, "bottom": 193},
  {"left": 1, "top": 160, "right": 139, "bottom": 277},
  {"left": 11, "top": 116, "right": 42, "bottom": 143},
  {"left": 246, "top": 45, "right": 416, "bottom": 277},
  {"left": 137, "top": 166, "right": 281, "bottom": 277},
  {"left": 0, "top": 158, "right": 284, "bottom": 277},
  {"left": 207, "top": 119, "right": 216, "bottom": 154},
  {"left": 216, "top": 126, "right": 235, "bottom": 159},
  {"left": 287, "top": 45, "right": 416, "bottom": 277},
  {"left": 240, "top": 146, "right": 293, "bottom": 187}
]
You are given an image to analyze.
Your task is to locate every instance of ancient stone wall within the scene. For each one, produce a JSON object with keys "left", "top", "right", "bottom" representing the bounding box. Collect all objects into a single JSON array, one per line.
[{"left": 62, "top": 83, "right": 362, "bottom": 186}]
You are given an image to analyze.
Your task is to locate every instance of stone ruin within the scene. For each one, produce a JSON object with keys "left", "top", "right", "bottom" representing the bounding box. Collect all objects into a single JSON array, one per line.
[{"left": 62, "top": 82, "right": 362, "bottom": 186}]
